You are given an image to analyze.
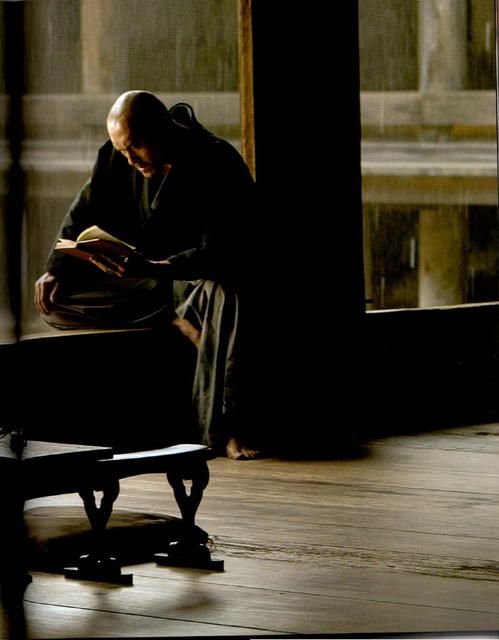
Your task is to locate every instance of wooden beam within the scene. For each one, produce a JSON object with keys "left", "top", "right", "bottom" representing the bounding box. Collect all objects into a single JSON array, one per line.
[{"left": 238, "top": 0, "right": 256, "bottom": 180}]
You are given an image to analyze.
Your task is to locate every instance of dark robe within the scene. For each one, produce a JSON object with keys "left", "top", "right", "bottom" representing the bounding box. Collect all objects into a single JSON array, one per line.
[
  {"left": 42, "top": 107, "right": 258, "bottom": 447},
  {"left": 47, "top": 109, "right": 256, "bottom": 287}
]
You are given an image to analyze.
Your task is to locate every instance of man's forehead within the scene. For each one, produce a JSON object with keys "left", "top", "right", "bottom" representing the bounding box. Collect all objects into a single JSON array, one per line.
[
  {"left": 108, "top": 118, "right": 134, "bottom": 144},
  {"left": 108, "top": 116, "right": 130, "bottom": 134}
]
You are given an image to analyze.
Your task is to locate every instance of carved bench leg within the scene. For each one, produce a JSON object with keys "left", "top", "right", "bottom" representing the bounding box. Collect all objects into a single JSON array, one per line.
[
  {"left": 154, "top": 459, "right": 224, "bottom": 571},
  {"left": 64, "top": 478, "right": 133, "bottom": 585}
]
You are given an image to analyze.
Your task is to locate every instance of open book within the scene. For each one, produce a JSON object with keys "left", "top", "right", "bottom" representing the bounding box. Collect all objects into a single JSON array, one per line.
[{"left": 55, "top": 225, "right": 137, "bottom": 263}]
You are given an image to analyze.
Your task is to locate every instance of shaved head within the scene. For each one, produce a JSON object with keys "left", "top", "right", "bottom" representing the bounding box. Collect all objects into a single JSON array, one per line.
[
  {"left": 107, "top": 91, "right": 172, "bottom": 178},
  {"left": 107, "top": 90, "right": 171, "bottom": 143}
]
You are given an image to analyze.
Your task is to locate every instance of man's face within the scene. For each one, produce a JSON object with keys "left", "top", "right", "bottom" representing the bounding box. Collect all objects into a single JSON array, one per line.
[{"left": 108, "top": 118, "right": 164, "bottom": 179}]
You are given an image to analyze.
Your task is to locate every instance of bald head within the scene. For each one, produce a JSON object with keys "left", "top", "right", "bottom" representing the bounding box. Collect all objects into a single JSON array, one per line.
[
  {"left": 107, "top": 91, "right": 172, "bottom": 179},
  {"left": 107, "top": 90, "right": 170, "bottom": 142}
]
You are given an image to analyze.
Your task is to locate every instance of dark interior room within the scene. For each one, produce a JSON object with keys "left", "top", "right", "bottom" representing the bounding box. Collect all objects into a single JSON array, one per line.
[{"left": 1, "top": 1, "right": 499, "bottom": 638}]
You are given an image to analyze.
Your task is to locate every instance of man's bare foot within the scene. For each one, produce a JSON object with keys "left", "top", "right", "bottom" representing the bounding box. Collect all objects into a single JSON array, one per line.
[
  {"left": 226, "top": 437, "right": 260, "bottom": 460},
  {"left": 171, "top": 316, "right": 201, "bottom": 348}
]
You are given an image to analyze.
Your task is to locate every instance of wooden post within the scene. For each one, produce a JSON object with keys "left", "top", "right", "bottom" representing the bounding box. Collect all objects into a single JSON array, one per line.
[
  {"left": 419, "top": 0, "right": 468, "bottom": 91},
  {"left": 80, "top": 0, "right": 128, "bottom": 93},
  {"left": 418, "top": 1, "right": 469, "bottom": 307},
  {"left": 238, "top": 0, "right": 256, "bottom": 180},
  {"left": 418, "top": 206, "right": 468, "bottom": 307}
]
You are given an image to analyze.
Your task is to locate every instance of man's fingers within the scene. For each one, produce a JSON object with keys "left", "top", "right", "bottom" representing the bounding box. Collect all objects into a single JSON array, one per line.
[
  {"left": 34, "top": 282, "right": 45, "bottom": 315},
  {"left": 90, "top": 253, "right": 126, "bottom": 277},
  {"left": 34, "top": 273, "right": 58, "bottom": 316},
  {"left": 35, "top": 288, "right": 47, "bottom": 315},
  {"left": 34, "top": 287, "right": 42, "bottom": 315},
  {"left": 49, "top": 281, "right": 59, "bottom": 304}
]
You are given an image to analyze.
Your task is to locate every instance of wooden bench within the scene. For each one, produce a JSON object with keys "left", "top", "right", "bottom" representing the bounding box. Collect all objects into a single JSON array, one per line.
[
  {"left": 1, "top": 322, "right": 223, "bottom": 589},
  {"left": 1, "top": 436, "right": 223, "bottom": 587}
]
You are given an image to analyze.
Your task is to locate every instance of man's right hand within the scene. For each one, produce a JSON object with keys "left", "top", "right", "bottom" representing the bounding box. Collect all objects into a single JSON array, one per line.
[{"left": 34, "top": 272, "right": 59, "bottom": 316}]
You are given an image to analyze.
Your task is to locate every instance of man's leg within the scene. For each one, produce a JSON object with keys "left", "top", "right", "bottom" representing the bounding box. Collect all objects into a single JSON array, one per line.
[
  {"left": 173, "top": 280, "right": 259, "bottom": 458},
  {"left": 39, "top": 275, "right": 203, "bottom": 446},
  {"left": 41, "top": 277, "right": 173, "bottom": 330},
  {"left": 42, "top": 275, "right": 257, "bottom": 457}
]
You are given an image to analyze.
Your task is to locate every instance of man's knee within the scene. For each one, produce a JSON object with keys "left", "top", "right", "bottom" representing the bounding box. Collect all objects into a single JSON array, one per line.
[
  {"left": 175, "top": 279, "right": 240, "bottom": 324},
  {"left": 39, "top": 307, "right": 94, "bottom": 330},
  {"left": 201, "top": 280, "right": 240, "bottom": 316}
]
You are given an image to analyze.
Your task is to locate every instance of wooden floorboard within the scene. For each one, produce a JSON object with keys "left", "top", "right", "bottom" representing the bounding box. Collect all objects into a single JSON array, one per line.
[
  {"left": 20, "top": 424, "right": 499, "bottom": 638},
  {"left": 22, "top": 571, "right": 499, "bottom": 637}
]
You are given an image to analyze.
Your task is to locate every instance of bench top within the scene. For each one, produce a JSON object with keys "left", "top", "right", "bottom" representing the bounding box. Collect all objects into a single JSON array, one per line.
[
  {"left": 109, "top": 443, "right": 208, "bottom": 461},
  {"left": 0, "top": 439, "right": 211, "bottom": 499},
  {"left": 0, "top": 438, "right": 113, "bottom": 464}
]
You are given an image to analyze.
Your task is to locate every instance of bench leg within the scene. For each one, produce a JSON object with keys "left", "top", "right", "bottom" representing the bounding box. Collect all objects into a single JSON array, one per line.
[
  {"left": 154, "top": 460, "right": 224, "bottom": 571},
  {"left": 64, "top": 478, "right": 133, "bottom": 585}
]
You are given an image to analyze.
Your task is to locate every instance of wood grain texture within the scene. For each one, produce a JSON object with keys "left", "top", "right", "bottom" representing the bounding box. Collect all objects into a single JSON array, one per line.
[{"left": 21, "top": 424, "right": 499, "bottom": 637}]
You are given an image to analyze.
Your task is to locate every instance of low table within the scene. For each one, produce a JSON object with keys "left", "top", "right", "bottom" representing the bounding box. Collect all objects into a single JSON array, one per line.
[{"left": 0, "top": 437, "right": 223, "bottom": 586}]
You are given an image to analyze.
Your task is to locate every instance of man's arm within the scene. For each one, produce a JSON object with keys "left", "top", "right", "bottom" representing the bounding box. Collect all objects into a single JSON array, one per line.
[
  {"left": 158, "top": 140, "right": 256, "bottom": 283},
  {"left": 45, "top": 159, "right": 104, "bottom": 276},
  {"left": 34, "top": 143, "right": 116, "bottom": 315}
]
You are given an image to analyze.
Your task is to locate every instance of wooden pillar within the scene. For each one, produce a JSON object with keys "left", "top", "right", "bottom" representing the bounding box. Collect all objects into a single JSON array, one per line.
[
  {"left": 80, "top": 0, "right": 128, "bottom": 93},
  {"left": 418, "top": 207, "right": 468, "bottom": 307},
  {"left": 363, "top": 207, "right": 374, "bottom": 310},
  {"left": 249, "top": 1, "right": 364, "bottom": 445},
  {"left": 238, "top": 0, "right": 256, "bottom": 180},
  {"left": 417, "top": 1, "right": 469, "bottom": 307},
  {"left": 418, "top": 0, "right": 468, "bottom": 91},
  {"left": 4, "top": 0, "right": 24, "bottom": 342}
]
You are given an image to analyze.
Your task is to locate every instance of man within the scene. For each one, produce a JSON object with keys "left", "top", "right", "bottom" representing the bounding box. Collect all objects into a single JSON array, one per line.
[{"left": 34, "top": 90, "right": 259, "bottom": 459}]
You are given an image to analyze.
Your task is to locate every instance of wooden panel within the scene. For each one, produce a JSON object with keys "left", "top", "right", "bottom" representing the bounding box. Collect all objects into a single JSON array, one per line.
[
  {"left": 361, "top": 91, "right": 496, "bottom": 127},
  {"left": 22, "top": 93, "right": 240, "bottom": 141},
  {"left": 361, "top": 91, "right": 422, "bottom": 126},
  {"left": 423, "top": 92, "right": 497, "bottom": 126},
  {"left": 362, "top": 174, "right": 498, "bottom": 205}
]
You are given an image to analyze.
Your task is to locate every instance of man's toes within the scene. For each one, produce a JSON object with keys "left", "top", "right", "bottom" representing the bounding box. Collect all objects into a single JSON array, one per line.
[{"left": 225, "top": 438, "right": 261, "bottom": 460}]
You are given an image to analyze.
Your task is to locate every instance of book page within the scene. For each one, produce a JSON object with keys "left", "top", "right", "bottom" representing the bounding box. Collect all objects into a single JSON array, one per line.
[
  {"left": 55, "top": 238, "right": 77, "bottom": 249},
  {"left": 76, "top": 225, "right": 135, "bottom": 250}
]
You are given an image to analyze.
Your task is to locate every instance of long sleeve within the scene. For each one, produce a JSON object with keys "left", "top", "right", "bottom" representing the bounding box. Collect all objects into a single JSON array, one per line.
[
  {"left": 44, "top": 129, "right": 257, "bottom": 288},
  {"left": 158, "top": 138, "right": 257, "bottom": 285},
  {"left": 45, "top": 141, "right": 137, "bottom": 277}
]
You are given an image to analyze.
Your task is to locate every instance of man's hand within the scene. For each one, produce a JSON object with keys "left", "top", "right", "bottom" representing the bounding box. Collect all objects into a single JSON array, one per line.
[
  {"left": 87, "top": 253, "right": 127, "bottom": 277},
  {"left": 88, "top": 253, "right": 171, "bottom": 278},
  {"left": 34, "top": 272, "right": 59, "bottom": 315}
]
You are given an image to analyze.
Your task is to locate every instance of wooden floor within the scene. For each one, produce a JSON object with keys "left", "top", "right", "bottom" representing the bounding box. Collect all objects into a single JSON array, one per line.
[{"left": 17, "top": 422, "right": 499, "bottom": 638}]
